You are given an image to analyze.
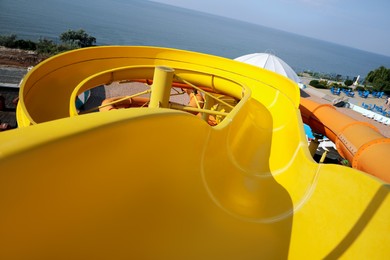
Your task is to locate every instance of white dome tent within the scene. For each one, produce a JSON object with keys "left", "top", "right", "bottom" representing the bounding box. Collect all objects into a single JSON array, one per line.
[{"left": 234, "top": 53, "right": 305, "bottom": 88}]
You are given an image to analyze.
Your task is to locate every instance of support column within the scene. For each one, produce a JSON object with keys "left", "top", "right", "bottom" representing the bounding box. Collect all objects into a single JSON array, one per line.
[{"left": 148, "top": 66, "right": 174, "bottom": 108}]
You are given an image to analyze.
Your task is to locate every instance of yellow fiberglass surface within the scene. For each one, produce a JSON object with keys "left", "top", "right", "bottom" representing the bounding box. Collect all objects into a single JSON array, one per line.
[{"left": 0, "top": 46, "right": 389, "bottom": 259}]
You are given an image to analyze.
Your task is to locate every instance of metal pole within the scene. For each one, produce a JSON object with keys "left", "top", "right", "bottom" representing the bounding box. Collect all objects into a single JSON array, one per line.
[
  {"left": 169, "top": 103, "right": 229, "bottom": 116},
  {"left": 148, "top": 66, "right": 174, "bottom": 108},
  {"left": 308, "top": 133, "right": 323, "bottom": 157},
  {"left": 319, "top": 150, "right": 328, "bottom": 163},
  {"left": 202, "top": 94, "right": 214, "bottom": 121}
]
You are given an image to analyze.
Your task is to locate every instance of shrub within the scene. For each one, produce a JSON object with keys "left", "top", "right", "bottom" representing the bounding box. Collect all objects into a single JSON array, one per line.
[
  {"left": 0, "top": 34, "right": 17, "bottom": 48},
  {"left": 344, "top": 79, "right": 353, "bottom": 86},
  {"left": 14, "top": 39, "right": 37, "bottom": 51},
  {"left": 314, "top": 84, "right": 328, "bottom": 89},
  {"left": 60, "top": 29, "right": 96, "bottom": 48},
  {"left": 1, "top": 29, "right": 96, "bottom": 55},
  {"left": 319, "top": 80, "right": 328, "bottom": 86},
  {"left": 310, "top": 79, "right": 329, "bottom": 89},
  {"left": 36, "top": 38, "right": 58, "bottom": 54},
  {"left": 364, "top": 86, "right": 376, "bottom": 93},
  {"left": 0, "top": 35, "right": 37, "bottom": 51},
  {"left": 309, "top": 80, "right": 319, "bottom": 87}
]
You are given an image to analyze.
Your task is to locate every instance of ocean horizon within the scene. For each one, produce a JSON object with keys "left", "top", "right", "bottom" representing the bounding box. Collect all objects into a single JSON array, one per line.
[{"left": 1, "top": 0, "right": 390, "bottom": 79}]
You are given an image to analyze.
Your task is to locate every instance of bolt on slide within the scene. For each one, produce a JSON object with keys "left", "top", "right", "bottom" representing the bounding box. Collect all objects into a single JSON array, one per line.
[{"left": 0, "top": 46, "right": 389, "bottom": 259}]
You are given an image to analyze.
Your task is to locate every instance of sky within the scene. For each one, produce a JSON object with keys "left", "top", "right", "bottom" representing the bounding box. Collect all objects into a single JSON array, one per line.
[{"left": 150, "top": 0, "right": 390, "bottom": 57}]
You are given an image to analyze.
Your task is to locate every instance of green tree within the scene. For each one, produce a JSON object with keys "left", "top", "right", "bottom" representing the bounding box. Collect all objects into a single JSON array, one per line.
[
  {"left": 36, "top": 38, "right": 58, "bottom": 54},
  {"left": 365, "top": 66, "right": 390, "bottom": 92},
  {"left": 60, "top": 29, "right": 96, "bottom": 48}
]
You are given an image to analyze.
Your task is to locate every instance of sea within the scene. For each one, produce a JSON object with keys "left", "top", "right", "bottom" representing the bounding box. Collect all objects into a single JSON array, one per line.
[{"left": 1, "top": 0, "right": 390, "bottom": 79}]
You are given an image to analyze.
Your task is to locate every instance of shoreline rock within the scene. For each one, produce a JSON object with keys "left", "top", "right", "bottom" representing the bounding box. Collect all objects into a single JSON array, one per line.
[{"left": 0, "top": 46, "right": 48, "bottom": 68}]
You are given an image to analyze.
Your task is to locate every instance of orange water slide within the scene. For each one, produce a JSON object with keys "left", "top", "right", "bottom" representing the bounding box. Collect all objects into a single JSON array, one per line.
[{"left": 300, "top": 98, "right": 390, "bottom": 182}]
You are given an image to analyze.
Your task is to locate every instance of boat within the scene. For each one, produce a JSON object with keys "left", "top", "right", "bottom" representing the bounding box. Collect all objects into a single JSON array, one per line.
[{"left": 0, "top": 46, "right": 389, "bottom": 259}]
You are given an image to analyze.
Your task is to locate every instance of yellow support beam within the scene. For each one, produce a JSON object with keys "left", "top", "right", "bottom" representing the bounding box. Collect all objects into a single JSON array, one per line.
[{"left": 149, "top": 66, "right": 174, "bottom": 108}]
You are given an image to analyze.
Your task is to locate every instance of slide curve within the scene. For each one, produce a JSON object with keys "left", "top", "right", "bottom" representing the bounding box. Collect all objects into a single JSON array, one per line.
[{"left": 0, "top": 46, "right": 389, "bottom": 259}]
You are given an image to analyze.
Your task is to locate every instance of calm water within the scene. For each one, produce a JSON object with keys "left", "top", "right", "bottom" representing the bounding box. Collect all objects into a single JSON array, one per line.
[{"left": 1, "top": 0, "right": 390, "bottom": 78}]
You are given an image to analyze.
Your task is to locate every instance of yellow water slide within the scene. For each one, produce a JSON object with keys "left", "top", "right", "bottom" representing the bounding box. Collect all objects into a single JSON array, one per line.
[{"left": 0, "top": 46, "right": 389, "bottom": 259}]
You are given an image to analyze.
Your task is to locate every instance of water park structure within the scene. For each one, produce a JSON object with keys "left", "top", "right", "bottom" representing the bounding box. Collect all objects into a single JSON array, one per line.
[{"left": 0, "top": 46, "right": 389, "bottom": 259}]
